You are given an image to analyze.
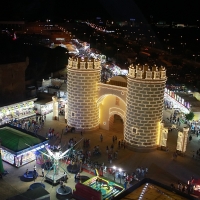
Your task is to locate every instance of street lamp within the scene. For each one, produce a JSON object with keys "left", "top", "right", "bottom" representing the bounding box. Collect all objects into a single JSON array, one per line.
[{"left": 112, "top": 166, "right": 123, "bottom": 184}]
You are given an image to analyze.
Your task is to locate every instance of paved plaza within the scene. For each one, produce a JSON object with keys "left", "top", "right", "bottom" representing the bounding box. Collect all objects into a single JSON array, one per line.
[{"left": 1, "top": 109, "right": 200, "bottom": 199}]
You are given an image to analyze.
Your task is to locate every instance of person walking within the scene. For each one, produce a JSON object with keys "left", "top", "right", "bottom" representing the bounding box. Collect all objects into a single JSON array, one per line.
[
  {"left": 65, "top": 174, "right": 68, "bottom": 183},
  {"left": 106, "top": 146, "right": 109, "bottom": 154},
  {"left": 26, "top": 169, "right": 29, "bottom": 176},
  {"left": 118, "top": 140, "right": 121, "bottom": 149},
  {"left": 100, "top": 134, "right": 103, "bottom": 142},
  {"left": 63, "top": 172, "right": 68, "bottom": 182},
  {"left": 33, "top": 165, "right": 36, "bottom": 173},
  {"left": 42, "top": 168, "right": 44, "bottom": 177},
  {"left": 189, "top": 135, "right": 192, "bottom": 142}
]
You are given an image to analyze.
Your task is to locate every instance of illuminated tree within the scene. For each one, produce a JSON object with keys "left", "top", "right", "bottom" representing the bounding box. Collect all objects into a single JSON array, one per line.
[{"left": 185, "top": 112, "right": 194, "bottom": 121}]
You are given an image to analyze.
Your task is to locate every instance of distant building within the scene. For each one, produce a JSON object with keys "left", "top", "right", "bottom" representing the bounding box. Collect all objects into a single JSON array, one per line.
[{"left": 0, "top": 58, "right": 29, "bottom": 105}]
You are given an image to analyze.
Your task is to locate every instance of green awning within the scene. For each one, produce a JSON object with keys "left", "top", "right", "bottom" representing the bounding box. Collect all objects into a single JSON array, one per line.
[{"left": 0, "top": 127, "right": 41, "bottom": 152}]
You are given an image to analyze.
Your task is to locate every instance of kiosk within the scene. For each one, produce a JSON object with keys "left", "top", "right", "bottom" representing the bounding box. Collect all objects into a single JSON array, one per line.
[{"left": 0, "top": 124, "right": 48, "bottom": 167}]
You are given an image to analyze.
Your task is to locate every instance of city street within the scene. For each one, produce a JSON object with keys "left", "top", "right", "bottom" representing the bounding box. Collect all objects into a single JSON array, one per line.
[{"left": 1, "top": 109, "right": 200, "bottom": 199}]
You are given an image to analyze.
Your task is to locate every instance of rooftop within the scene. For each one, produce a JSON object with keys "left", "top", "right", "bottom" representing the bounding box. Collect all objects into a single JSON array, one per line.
[
  {"left": 176, "top": 92, "right": 200, "bottom": 112},
  {"left": 0, "top": 125, "right": 47, "bottom": 153},
  {"left": 107, "top": 75, "right": 127, "bottom": 87}
]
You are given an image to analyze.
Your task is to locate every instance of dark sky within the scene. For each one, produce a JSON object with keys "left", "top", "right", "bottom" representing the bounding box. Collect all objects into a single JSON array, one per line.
[
  {"left": 0, "top": 0, "right": 199, "bottom": 22},
  {"left": 134, "top": 0, "right": 200, "bottom": 22}
]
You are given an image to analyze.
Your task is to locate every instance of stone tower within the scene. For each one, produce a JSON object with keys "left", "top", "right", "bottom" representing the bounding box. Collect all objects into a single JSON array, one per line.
[
  {"left": 67, "top": 56, "right": 101, "bottom": 131},
  {"left": 124, "top": 64, "right": 167, "bottom": 152}
]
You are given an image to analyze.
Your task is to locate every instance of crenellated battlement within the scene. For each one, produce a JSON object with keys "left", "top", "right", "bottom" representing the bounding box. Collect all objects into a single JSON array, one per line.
[
  {"left": 68, "top": 56, "right": 101, "bottom": 70},
  {"left": 128, "top": 64, "right": 166, "bottom": 80}
]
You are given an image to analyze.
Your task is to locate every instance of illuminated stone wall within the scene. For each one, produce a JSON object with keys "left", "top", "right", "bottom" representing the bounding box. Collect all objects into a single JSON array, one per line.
[
  {"left": 124, "top": 64, "right": 167, "bottom": 152},
  {"left": 67, "top": 57, "right": 101, "bottom": 130}
]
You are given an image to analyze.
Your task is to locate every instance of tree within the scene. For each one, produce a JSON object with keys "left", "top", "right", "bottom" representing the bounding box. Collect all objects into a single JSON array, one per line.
[{"left": 185, "top": 112, "right": 194, "bottom": 121}]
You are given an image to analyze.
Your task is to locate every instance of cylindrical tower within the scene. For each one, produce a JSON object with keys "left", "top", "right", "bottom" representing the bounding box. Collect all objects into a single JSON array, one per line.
[
  {"left": 124, "top": 64, "right": 167, "bottom": 152},
  {"left": 67, "top": 56, "right": 101, "bottom": 131}
]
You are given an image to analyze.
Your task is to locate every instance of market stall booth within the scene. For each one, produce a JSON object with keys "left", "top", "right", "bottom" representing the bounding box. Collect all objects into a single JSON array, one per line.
[
  {"left": 0, "top": 124, "right": 48, "bottom": 167},
  {"left": 164, "top": 89, "right": 190, "bottom": 114},
  {"left": 34, "top": 101, "right": 53, "bottom": 115},
  {"left": 0, "top": 99, "right": 37, "bottom": 125},
  {"left": 34, "top": 93, "right": 53, "bottom": 115}
]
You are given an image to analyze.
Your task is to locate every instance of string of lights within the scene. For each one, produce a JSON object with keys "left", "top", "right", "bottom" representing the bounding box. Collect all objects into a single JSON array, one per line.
[{"left": 85, "top": 22, "right": 115, "bottom": 33}]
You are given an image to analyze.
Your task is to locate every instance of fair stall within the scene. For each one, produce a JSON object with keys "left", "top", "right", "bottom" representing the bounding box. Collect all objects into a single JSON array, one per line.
[
  {"left": 34, "top": 101, "right": 53, "bottom": 115},
  {"left": 164, "top": 89, "right": 190, "bottom": 114},
  {"left": 0, "top": 99, "right": 37, "bottom": 124},
  {"left": 0, "top": 125, "right": 48, "bottom": 167}
]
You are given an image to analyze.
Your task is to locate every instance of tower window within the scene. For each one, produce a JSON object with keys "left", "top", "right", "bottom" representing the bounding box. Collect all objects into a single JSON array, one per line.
[
  {"left": 132, "top": 127, "right": 137, "bottom": 134},
  {"left": 71, "top": 112, "right": 75, "bottom": 117}
]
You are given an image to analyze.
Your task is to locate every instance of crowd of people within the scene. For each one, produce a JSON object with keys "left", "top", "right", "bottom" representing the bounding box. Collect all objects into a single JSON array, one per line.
[
  {"left": 5, "top": 110, "right": 198, "bottom": 198},
  {"left": 83, "top": 139, "right": 90, "bottom": 148},
  {"left": 9, "top": 115, "right": 46, "bottom": 134},
  {"left": 170, "top": 178, "right": 197, "bottom": 195}
]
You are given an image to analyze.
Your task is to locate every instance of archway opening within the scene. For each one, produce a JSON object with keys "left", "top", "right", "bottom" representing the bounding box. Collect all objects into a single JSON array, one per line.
[{"left": 109, "top": 114, "right": 124, "bottom": 133}]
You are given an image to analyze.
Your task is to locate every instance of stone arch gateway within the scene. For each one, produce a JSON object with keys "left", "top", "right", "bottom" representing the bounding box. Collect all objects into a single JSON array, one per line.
[{"left": 66, "top": 56, "right": 167, "bottom": 152}]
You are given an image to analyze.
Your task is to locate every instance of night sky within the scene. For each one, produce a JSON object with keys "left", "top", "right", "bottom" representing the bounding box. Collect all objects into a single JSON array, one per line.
[{"left": 0, "top": 0, "right": 199, "bottom": 22}]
